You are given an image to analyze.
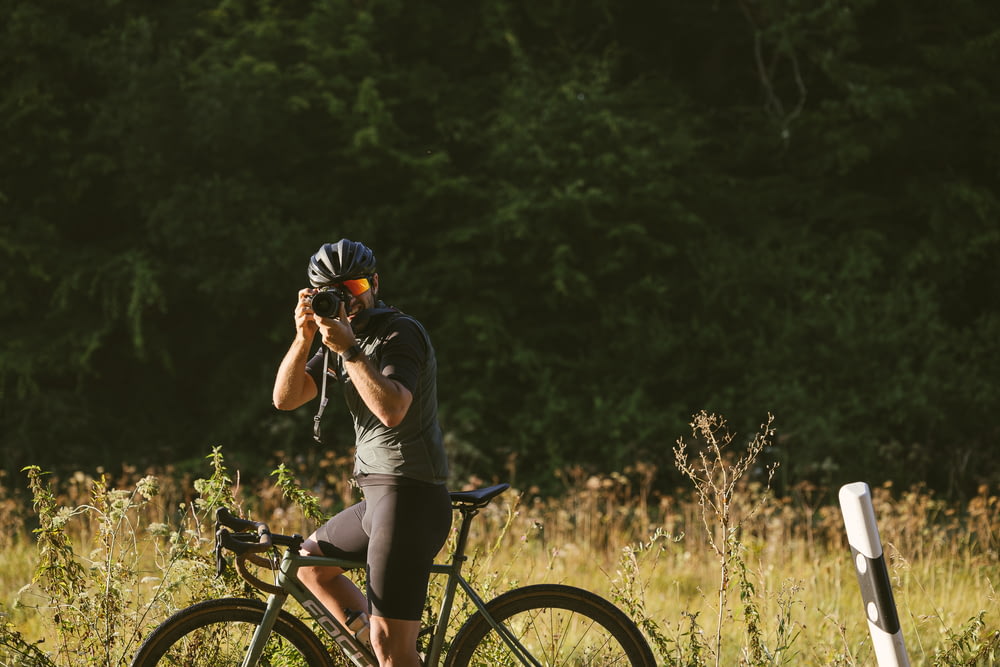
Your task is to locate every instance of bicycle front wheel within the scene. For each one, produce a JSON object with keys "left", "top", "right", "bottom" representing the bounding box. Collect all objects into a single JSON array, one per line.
[
  {"left": 130, "top": 597, "right": 336, "bottom": 667},
  {"left": 445, "top": 584, "right": 655, "bottom": 667}
]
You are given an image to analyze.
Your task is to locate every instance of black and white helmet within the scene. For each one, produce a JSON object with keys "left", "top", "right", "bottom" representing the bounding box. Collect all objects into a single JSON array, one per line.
[{"left": 307, "top": 239, "right": 377, "bottom": 287}]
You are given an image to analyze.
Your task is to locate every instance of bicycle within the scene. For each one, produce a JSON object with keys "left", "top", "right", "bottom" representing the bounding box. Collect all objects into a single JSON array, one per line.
[{"left": 130, "top": 483, "right": 656, "bottom": 666}]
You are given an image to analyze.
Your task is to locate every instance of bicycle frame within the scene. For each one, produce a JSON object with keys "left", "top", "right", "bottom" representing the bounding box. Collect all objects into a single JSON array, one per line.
[
  {"left": 253, "top": 551, "right": 373, "bottom": 667},
  {"left": 240, "top": 505, "right": 539, "bottom": 667}
]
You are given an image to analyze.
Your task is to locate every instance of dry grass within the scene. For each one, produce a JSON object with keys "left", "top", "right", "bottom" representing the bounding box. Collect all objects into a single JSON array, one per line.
[
  {"left": 460, "top": 467, "right": 999, "bottom": 666},
  {"left": 1, "top": 443, "right": 998, "bottom": 666}
]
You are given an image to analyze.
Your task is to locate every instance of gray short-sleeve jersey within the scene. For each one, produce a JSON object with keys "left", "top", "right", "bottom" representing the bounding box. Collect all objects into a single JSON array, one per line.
[{"left": 306, "top": 308, "right": 448, "bottom": 485}]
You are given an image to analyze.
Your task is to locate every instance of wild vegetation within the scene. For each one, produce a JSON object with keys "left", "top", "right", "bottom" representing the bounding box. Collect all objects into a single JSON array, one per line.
[
  {"left": 1, "top": 415, "right": 997, "bottom": 666},
  {"left": 3, "top": 3, "right": 997, "bottom": 662}
]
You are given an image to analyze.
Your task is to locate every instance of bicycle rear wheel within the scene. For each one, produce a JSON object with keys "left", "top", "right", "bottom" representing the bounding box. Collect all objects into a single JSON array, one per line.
[
  {"left": 130, "top": 597, "right": 336, "bottom": 667},
  {"left": 444, "top": 584, "right": 655, "bottom": 667}
]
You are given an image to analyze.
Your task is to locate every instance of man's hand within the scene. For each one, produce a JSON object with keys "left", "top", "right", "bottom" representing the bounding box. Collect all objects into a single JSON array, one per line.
[
  {"left": 274, "top": 288, "right": 323, "bottom": 410},
  {"left": 295, "top": 288, "right": 320, "bottom": 339},
  {"left": 313, "top": 300, "right": 414, "bottom": 427},
  {"left": 315, "top": 301, "right": 357, "bottom": 354}
]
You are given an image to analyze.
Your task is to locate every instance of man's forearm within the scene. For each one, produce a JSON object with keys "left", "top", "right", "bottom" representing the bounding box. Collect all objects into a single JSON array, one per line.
[
  {"left": 342, "top": 354, "right": 412, "bottom": 427},
  {"left": 273, "top": 336, "right": 318, "bottom": 410}
]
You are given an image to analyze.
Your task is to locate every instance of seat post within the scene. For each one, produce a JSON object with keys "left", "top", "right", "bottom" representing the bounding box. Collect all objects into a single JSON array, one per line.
[
  {"left": 444, "top": 483, "right": 510, "bottom": 569},
  {"left": 425, "top": 505, "right": 480, "bottom": 666},
  {"left": 449, "top": 506, "right": 479, "bottom": 567}
]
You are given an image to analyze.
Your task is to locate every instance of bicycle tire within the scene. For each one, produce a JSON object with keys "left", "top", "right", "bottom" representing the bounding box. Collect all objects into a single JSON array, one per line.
[
  {"left": 444, "top": 583, "right": 656, "bottom": 667},
  {"left": 130, "top": 597, "right": 336, "bottom": 667}
]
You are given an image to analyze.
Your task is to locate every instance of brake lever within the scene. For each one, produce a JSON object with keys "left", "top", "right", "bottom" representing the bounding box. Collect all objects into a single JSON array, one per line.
[{"left": 215, "top": 527, "right": 229, "bottom": 577}]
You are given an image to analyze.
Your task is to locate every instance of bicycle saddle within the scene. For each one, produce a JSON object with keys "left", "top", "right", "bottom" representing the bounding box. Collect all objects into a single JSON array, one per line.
[{"left": 449, "top": 483, "right": 510, "bottom": 508}]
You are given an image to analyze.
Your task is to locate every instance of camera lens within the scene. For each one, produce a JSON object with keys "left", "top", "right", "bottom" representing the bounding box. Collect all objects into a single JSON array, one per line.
[{"left": 310, "top": 290, "right": 343, "bottom": 318}]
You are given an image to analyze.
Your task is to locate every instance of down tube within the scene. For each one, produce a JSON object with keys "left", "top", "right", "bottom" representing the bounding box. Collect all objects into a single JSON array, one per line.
[{"left": 281, "top": 556, "right": 377, "bottom": 667}]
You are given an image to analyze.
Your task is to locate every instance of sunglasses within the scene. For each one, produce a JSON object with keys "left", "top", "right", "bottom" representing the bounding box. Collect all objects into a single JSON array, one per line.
[{"left": 337, "top": 277, "right": 372, "bottom": 296}]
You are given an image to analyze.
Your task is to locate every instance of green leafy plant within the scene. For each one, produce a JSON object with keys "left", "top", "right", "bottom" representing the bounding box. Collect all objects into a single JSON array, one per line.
[
  {"left": 7, "top": 450, "right": 245, "bottom": 666},
  {"left": 734, "top": 544, "right": 801, "bottom": 666},
  {"left": 271, "top": 462, "right": 326, "bottom": 524},
  {"left": 611, "top": 528, "right": 677, "bottom": 664},
  {"left": 932, "top": 612, "right": 1000, "bottom": 667}
]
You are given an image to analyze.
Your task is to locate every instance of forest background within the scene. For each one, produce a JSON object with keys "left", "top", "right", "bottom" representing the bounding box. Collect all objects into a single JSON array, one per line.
[{"left": 2, "top": 0, "right": 999, "bottom": 504}]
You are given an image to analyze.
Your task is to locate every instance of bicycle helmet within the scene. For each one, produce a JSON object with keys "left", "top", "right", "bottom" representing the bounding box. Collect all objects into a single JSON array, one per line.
[{"left": 307, "top": 239, "right": 377, "bottom": 287}]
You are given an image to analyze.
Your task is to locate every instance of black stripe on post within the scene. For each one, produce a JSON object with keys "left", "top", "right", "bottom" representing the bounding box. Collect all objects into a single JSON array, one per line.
[{"left": 850, "top": 546, "right": 901, "bottom": 635}]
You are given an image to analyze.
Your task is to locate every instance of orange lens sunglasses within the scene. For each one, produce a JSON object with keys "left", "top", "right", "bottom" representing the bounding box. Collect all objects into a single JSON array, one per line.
[{"left": 338, "top": 278, "right": 371, "bottom": 296}]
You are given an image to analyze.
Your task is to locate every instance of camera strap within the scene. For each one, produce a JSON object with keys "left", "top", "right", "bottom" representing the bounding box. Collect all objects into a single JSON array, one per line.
[
  {"left": 310, "top": 305, "right": 397, "bottom": 444},
  {"left": 312, "top": 348, "right": 330, "bottom": 444}
]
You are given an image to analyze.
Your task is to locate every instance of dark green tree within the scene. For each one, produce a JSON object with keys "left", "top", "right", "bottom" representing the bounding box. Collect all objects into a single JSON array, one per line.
[{"left": 2, "top": 0, "right": 998, "bottom": 497}]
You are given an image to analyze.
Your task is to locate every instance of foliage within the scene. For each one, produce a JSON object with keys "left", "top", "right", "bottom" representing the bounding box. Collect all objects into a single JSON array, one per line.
[
  {"left": 932, "top": 612, "right": 1000, "bottom": 667},
  {"left": 1, "top": 0, "right": 1000, "bottom": 498},
  {"left": 610, "top": 528, "right": 676, "bottom": 664},
  {"left": 1, "top": 454, "right": 244, "bottom": 665},
  {"left": 272, "top": 461, "right": 326, "bottom": 523}
]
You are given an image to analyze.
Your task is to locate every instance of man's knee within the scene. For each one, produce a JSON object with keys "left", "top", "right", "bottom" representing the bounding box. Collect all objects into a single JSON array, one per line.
[
  {"left": 300, "top": 536, "right": 324, "bottom": 558},
  {"left": 297, "top": 561, "right": 345, "bottom": 589},
  {"left": 369, "top": 616, "right": 420, "bottom": 663}
]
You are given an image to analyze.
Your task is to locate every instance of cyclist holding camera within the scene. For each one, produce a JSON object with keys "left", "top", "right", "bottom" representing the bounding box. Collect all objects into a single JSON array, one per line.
[{"left": 272, "top": 238, "right": 451, "bottom": 667}]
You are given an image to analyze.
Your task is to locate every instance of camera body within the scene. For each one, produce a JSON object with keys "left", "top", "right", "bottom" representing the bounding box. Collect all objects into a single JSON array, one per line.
[{"left": 309, "top": 286, "right": 348, "bottom": 318}]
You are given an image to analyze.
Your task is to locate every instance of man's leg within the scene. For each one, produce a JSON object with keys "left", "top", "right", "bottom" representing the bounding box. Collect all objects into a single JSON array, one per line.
[
  {"left": 298, "top": 536, "right": 368, "bottom": 626},
  {"left": 298, "top": 501, "right": 371, "bottom": 627},
  {"left": 369, "top": 616, "right": 421, "bottom": 667},
  {"left": 364, "top": 483, "right": 452, "bottom": 667}
]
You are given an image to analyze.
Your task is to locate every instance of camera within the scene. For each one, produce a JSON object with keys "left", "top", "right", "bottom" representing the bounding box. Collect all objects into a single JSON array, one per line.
[{"left": 309, "top": 287, "right": 347, "bottom": 318}]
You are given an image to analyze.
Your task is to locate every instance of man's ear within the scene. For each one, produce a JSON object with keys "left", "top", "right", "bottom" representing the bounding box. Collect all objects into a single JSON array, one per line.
[{"left": 371, "top": 273, "right": 379, "bottom": 297}]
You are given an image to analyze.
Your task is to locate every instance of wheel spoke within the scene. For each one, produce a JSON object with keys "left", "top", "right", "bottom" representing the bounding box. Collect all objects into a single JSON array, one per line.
[
  {"left": 446, "top": 585, "right": 654, "bottom": 667},
  {"left": 130, "top": 599, "right": 333, "bottom": 667}
]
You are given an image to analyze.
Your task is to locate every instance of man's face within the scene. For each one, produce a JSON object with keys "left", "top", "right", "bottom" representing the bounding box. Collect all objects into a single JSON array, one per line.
[{"left": 335, "top": 275, "right": 377, "bottom": 320}]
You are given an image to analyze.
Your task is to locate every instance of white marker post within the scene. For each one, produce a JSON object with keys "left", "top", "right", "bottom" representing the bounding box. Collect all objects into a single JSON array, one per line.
[{"left": 839, "top": 482, "right": 910, "bottom": 667}]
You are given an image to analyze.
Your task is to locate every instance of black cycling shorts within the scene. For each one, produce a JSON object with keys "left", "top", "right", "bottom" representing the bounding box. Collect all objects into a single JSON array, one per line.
[{"left": 314, "top": 475, "right": 452, "bottom": 620}]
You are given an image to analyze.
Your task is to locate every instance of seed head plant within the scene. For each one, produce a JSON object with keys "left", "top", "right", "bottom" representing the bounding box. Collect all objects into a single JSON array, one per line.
[{"left": 673, "top": 411, "right": 780, "bottom": 666}]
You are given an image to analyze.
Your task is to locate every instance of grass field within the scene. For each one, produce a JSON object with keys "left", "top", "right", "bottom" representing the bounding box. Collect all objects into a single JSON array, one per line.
[{"left": 1, "top": 424, "right": 998, "bottom": 666}]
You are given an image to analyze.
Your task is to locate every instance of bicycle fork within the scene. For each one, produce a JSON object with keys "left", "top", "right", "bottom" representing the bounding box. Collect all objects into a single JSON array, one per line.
[{"left": 240, "top": 592, "right": 285, "bottom": 667}]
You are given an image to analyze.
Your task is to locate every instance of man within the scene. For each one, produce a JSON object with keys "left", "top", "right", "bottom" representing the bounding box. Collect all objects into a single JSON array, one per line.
[{"left": 272, "top": 238, "right": 450, "bottom": 667}]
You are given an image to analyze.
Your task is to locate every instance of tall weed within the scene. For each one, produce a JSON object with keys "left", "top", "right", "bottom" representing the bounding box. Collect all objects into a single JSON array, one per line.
[
  {"left": 0, "top": 451, "right": 244, "bottom": 666},
  {"left": 672, "top": 412, "right": 781, "bottom": 666}
]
